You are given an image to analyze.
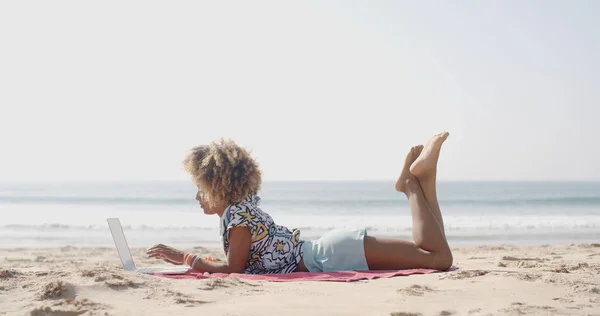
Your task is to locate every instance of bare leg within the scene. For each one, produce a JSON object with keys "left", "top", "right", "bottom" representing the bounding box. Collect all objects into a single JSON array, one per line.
[
  {"left": 417, "top": 171, "right": 444, "bottom": 235},
  {"left": 410, "top": 132, "right": 449, "bottom": 234},
  {"left": 366, "top": 146, "right": 452, "bottom": 271}
]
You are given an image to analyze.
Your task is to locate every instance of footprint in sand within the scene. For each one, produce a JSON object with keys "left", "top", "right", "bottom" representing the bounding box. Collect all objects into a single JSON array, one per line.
[
  {"left": 175, "top": 297, "right": 212, "bottom": 306},
  {"left": 547, "top": 266, "right": 570, "bottom": 273},
  {"left": 148, "top": 289, "right": 213, "bottom": 307},
  {"left": 390, "top": 312, "right": 453, "bottom": 316},
  {"left": 569, "top": 262, "right": 590, "bottom": 271},
  {"left": 144, "top": 288, "right": 187, "bottom": 300},
  {"left": 29, "top": 307, "right": 87, "bottom": 316},
  {"left": 79, "top": 267, "right": 110, "bottom": 278},
  {"left": 517, "top": 261, "right": 541, "bottom": 269},
  {"left": 199, "top": 278, "right": 232, "bottom": 291},
  {"left": 553, "top": 297, "right": 575, "bottom": 304},
  {"left": 499, "top": 303, "right": 557, "bottom": 315},
  {"left": 397, "top": 284, "right": 436, "bottom": 296},
  {"left": 0, "top": 269, "right": 21, "bottom": 278},
  {"left": 502, "top": 256, "right": 545, "bottom": 262},
  {"left": 34, "top": 271, "right": 70, "bottom": 278},
  {"left": 80, "top": 269, "right": 145, "bottom": 289},
  {"left": 477, "top": 246, "right": 509, "bottom": 251},
  {"left": 571, "top": 283, "right": 600, "bottom": 294},
  {"left": 509, "top": 272, "right": 542, "bottom": 282},
  {"left": 45, "top": 298, "right": 110, "bottom": 314},
  {"left": 60, "top": 298, "right": 108, "bottom": 309},
  {"left": 104, "top": 278, "right": 142, "bottom": 289},
  {"left": 440, "top": 270, "right": 489, "bottom": 280},
  {"left": 37, "top": 281, "right": 75, "bottom": 300},
  {"left": 199, "top": 277, "right": 261, "bottom": 291}
]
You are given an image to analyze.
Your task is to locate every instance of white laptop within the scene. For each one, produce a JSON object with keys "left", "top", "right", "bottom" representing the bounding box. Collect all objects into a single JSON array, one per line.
[{"left": 107, "top": 218, "right": 190, "bottom": 275}]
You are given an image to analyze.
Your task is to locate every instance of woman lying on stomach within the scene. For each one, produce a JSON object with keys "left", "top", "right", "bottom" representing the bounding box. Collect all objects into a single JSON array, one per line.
[{"left": 147, "top": 133, "right": 453, "bottom": 274}]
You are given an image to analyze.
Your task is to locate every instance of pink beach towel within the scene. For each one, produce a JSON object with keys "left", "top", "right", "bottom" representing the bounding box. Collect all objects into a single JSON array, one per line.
[{"left": 157, "top": 269, "right": 440, "bottom": 282}]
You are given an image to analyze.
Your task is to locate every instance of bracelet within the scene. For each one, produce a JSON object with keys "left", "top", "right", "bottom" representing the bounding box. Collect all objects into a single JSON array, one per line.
[
  {"left": 192, "top": 255, "right": 202, "bottom": 268},
  {"left": 183, "top": 253, "right": 217, "bottom": 270},
  {"left": 184, "top": 253, "right": 203, "bottom": 269}
]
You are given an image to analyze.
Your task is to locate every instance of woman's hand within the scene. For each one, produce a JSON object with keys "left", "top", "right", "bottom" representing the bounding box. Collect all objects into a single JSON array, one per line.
[{"left": 146, "top": 244, "right": 185, "bottom": 265}]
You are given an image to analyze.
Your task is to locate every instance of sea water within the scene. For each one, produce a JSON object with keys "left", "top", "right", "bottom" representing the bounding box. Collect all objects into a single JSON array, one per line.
[{"left": 0, "top": 181, "right": 599, "bottom": 248}]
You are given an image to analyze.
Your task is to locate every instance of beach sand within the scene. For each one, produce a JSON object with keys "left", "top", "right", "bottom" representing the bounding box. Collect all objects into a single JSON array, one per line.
[{"left": 1, "top": 244, "right": 599, "bottom": 316}]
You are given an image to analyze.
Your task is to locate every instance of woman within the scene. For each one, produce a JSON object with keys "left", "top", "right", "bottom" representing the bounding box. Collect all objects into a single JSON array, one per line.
[{"left": 147, "top": 132, "right": 453, "bottom": 273}]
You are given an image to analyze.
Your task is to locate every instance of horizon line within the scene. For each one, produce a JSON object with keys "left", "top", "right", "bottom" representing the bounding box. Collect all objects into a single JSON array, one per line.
[{"left": 1, "top": 179, "right": 599, "bottom": 184}]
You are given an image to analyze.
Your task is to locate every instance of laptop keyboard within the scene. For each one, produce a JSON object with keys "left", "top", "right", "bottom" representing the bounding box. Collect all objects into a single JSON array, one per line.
[
  {"left": 135, "top": 267, "right": 167, "bottom": 274},
  {"left": 135, "top": 266, "right": 190, "bottom": 274}
]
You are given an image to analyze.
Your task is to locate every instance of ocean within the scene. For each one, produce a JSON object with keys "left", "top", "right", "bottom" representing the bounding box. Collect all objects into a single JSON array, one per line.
[{"left": 1, "top": 181, "right": 599, "bottom": 249}]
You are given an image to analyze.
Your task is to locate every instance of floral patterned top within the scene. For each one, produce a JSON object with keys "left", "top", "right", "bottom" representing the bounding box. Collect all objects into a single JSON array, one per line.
[{"left": 220, "top": 195, "right": 304, "bottom": 274}]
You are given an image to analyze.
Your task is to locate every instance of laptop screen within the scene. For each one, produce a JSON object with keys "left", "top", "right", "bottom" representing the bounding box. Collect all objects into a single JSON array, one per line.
[{"left": 107, "top": 218, "right": 136, "bottom": 271}]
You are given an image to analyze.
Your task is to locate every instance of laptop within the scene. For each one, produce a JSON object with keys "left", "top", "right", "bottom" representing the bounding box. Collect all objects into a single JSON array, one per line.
[{"left": 107, "top": 218, "right": 190, "bottom": 275}]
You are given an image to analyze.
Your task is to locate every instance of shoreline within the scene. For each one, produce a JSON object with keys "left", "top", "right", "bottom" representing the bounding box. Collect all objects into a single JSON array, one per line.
[{"left": 2, "top": 240, "right": 600, "bottom": 250}]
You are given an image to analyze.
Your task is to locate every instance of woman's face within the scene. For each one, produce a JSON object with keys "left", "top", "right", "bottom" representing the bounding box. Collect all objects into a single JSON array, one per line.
[{"left": 195, "top": 189, "right": 221, "bottom": 215}]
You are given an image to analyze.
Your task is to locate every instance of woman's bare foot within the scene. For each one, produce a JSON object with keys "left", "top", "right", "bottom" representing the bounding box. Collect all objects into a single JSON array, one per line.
[
  {"left": 395, "top": 145, "right": 424, "bottom": 194},
  {"left": 409, "top": 132, "right": 449, "bottom": 178}
]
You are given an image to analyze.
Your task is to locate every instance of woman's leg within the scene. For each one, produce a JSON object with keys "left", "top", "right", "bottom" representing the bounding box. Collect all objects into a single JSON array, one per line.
[
  {"left": 366, "top": 145, "right": 452, "bottom": 271},
  {"left": 410, "top": 132, "right": 450, "bottom": 235}
]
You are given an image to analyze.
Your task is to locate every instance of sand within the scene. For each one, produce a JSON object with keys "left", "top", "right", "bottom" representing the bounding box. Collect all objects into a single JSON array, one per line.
[{"left": 1, "top": 244, "right": 599, "bottom": 316}]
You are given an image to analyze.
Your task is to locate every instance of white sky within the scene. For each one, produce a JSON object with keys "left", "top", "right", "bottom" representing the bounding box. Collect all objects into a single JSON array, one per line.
[{"left": 1, "top": 1, "right": 599, "bottom": 182}]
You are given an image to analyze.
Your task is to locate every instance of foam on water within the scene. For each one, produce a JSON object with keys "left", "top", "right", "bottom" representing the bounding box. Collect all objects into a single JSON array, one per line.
[{"left": 1, "top": 181, "right": 599, "bottom": 248}]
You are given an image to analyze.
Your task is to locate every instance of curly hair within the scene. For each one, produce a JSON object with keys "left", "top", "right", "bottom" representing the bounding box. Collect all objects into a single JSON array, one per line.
[{"left": 182, "top": 139, "right": 262, "bottom": 208}]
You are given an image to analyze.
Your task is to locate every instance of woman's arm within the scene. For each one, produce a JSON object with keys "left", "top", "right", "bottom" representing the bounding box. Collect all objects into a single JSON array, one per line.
[{"left": 187, "top": 226, "right": 252, "bottom": 274}]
